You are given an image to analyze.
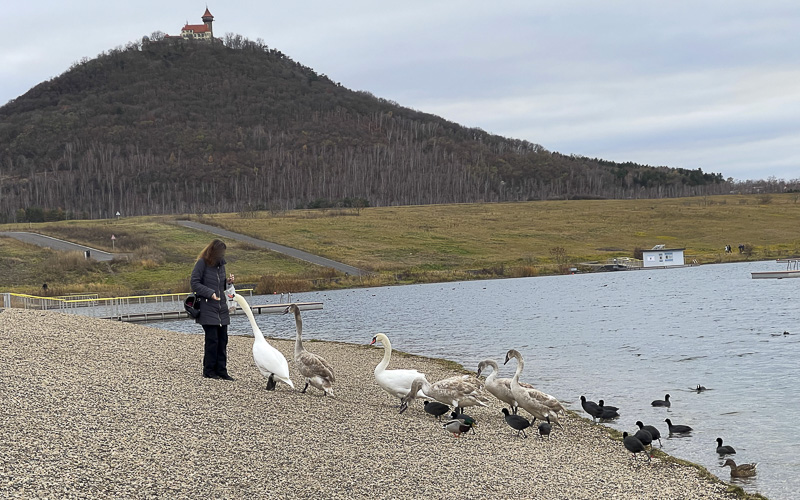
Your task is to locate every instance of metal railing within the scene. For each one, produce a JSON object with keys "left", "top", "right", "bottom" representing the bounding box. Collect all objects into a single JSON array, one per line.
[
  {"left": 606, "top": 257, "right": 643, "bottom": 268},
  {"left": 1, "top": 289, "right": 255, "bottom": 318}
]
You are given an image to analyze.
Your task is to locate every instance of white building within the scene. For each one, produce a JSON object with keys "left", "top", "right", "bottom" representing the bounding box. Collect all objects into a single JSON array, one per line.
[{"left": 641, "top": 245, "right": 685, "bottom": 268}]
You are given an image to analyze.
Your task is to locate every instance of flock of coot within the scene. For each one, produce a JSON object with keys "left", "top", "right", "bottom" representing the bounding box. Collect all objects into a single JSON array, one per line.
[{"left": 581, "top": 391, "right": 757, "bottom": 478}]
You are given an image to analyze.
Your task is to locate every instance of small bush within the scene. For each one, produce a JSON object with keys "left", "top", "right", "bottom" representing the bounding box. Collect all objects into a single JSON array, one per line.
[
  {"left": 549, "top": 246, "right": 569, "bottom": 273},
  {"left": 133, "top": 245, "right": 165, "bottom": 263},
  {"left": 314, "top": 267, "right": 339, "bottom": 279},
  {"left": 44, "top": 251, "right": 95, "bottom": 272},
  {"left": 138, "top": 259, "right": 159, "bottom": 269},
  {"left": 234, "top": 241, "right": 261, "bottom": 251},
  {"left": 255, "top": 274, "right": 312, "bottom": 294},
  {"left": 509, "top": 265, "right": 538, "bottom": 278}
]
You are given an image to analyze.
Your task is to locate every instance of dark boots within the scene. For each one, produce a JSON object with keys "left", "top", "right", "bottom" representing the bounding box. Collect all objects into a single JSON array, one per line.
[{"left": 202, "top": 324, "right": 233, "bottom": 380}]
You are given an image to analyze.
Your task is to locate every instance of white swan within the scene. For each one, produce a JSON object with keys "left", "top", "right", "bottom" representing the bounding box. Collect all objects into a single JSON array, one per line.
[
  {"left": 477, "top": 359, "right": 565, "bottom": 415},
  {"left": 401, "top": 375, "right": 491, "bottom": 413},
  {"left": 285, "top": 304, "right": 335, "bottom": 397},
  {"left": 370, "top": 333, "right": 429, "bottom": 404},
  {"left": 231, "top": 294, "right": 294, "bottom": 390},
  {"left": 503, "top": 350, "right": 562, "bottom": 427}
]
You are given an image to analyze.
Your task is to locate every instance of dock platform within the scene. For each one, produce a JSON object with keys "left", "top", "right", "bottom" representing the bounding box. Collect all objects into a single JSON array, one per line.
[{"left": 104, "top": 302, "right": 324, "bottom": 322}]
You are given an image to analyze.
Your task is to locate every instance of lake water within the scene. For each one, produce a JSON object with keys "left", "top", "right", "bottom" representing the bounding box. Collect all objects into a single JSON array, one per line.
[{"left": 149, "top": 261, "right": 798, "bottom": 499}]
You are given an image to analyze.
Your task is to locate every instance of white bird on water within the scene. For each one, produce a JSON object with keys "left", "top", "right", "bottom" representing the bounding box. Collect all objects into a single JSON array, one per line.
[{"left": 230, "top": 293, "right": 294, "bottom": 391}]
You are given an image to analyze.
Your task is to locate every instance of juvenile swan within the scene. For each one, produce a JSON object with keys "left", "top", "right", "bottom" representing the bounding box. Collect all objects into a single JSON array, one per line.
[
  {"left": 400, "top": 375, "right": 490, "bottom": 414},
  {"left": 231, "top": 294, "right": 294, "bottom": 390},
  {"left": 477, "top": 359, "right": 565, "bottom": 415},
  {"left": 285, "top": 304, "right": 335, "bottom": 397},
  {"left": 503, "top": 350, "right": 561, "bottom": 428},
  {"left": 370, "top": 333, "right": 428, "bottom": 404}
]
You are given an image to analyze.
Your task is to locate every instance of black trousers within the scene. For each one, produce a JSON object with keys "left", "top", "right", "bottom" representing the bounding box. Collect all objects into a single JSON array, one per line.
[{"left": 202, "top": 324, "right": 229, "bottom": 376}]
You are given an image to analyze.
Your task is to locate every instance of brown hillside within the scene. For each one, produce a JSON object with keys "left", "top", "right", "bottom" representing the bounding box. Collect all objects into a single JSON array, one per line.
[{"left": 0, "top": 36, "right": 727, "bottom": 221}]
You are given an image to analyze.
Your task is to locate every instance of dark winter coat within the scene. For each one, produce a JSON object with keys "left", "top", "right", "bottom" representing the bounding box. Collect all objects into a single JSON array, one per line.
[{"left": 190, "top": 258, "right": 231, "bottom": 326}]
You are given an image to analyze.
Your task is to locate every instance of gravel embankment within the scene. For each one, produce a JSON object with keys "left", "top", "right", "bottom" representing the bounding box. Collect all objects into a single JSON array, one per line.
[{"left": 0, "top": 309, "right": 738, "bottom": 499}]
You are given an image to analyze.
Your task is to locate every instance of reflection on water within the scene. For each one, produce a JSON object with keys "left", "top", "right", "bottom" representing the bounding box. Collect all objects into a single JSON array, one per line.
[{"left": 150, "top": 261, "right": 797, "bottom": 499}]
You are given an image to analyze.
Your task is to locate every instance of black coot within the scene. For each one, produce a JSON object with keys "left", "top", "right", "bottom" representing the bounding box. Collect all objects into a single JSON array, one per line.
[
  {"left": 623, "top": 432, "right": 650, "bottom": 462},
  {"left": 664, "top": 418, "right": 692, "bottom": 434},
  {"left": 651, "top": 394, "right": 671, "bottom": 408},
  {"left": 423, "top": 401, "right": 450, "bottom": 421},
  {"left": 538, "top": 416, "right": 552, "bottom": 439},
  {"left": 635, "top": 420, "right": 662, "bottom": 447},
  {"left": 501, "top": 408, "right": 531, "bottom": 438},
  {"left": 580, "top": 395, "right": 603, "bottom": 422},
  {"left": 716, "top": 437, "right": 736, "bottom": 455}
]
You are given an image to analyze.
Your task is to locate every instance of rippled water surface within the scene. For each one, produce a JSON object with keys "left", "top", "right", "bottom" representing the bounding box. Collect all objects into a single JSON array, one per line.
[{"left": 151, "top": 261, "right": 799, "bottom": 499}]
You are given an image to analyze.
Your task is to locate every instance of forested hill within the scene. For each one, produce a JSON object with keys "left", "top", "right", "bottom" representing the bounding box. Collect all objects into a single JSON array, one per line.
[{"left": 0, "top": 35, "right": 727, "bottom": 221}]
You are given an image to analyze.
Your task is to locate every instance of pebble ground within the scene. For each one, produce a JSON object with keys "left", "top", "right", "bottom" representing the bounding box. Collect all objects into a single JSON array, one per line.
[{"left": 0, "top": 309, "right": 739, "bottom": 499}]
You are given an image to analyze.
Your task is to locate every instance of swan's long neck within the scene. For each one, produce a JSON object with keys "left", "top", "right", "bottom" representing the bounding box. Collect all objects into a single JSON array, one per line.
[
  {"left": 418, "top": 378, "right": 431, "bottom": 394},
  {"left": 238, "top": 298, "right": 265, "bottom": 342},
  {"left": 293, "top": 309, "right": 304, "bottom": 358},
  {"left": 511, "top": 355, "right": 524, "bottom": 386},
  {"left": 406, "top": 377, "right": 430, "bottom": 402},
  {"left": 485, "top": 361, "right": 499, "bottom": 383},
  {"left": 376, "top": 338, "right": 392, "bottom": 373}
]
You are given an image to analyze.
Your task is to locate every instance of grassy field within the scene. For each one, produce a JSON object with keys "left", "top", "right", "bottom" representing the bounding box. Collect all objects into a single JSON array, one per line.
[
  {"left": 2, "top": 194, "right": 798, "bottom": 296},
  {"left": 0, "top": 217, "right": 319, "bottom": 296},
  {"left": 204, "top": 193, "right": 800, "bottom": 269}
]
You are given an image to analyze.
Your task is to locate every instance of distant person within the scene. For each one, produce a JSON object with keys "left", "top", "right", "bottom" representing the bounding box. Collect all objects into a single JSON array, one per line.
[
  {"left": 191, "top": 239, "right": 235, "bottom": 381},
  {"left": 42, "top": 283, "right": 48, "bottom": 293},
  {"left": 739, "top": 244, "right": 745, "bottom": 254}
]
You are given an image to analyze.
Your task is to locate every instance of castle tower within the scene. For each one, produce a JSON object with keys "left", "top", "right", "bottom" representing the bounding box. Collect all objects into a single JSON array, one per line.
[{"left": 202, "top": 7, "right": 214, "bottom": 37}]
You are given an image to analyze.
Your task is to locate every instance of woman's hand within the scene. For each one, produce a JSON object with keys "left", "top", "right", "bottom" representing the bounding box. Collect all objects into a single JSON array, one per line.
[
  {"left": 211, "top": 293, "right": 219, "bottom": 301},
  {"left": 229, "top": 273, "right": 235, "bottom": 284}
]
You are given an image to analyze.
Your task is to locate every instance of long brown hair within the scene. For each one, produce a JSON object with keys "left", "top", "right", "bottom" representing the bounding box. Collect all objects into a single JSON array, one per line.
[{"left": 198, "top": 239, "right": 227, "bottom": 266}]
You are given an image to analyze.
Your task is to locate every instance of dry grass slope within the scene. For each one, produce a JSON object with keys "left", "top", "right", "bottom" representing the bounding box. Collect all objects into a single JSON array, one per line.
[{"left": 2, "top": 194, "right": 798, "bottom": 295}]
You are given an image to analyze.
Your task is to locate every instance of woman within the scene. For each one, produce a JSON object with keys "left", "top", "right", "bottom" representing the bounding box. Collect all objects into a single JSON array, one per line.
[{"left": 191, "top": 239, "right": 235, "bottom": 380}]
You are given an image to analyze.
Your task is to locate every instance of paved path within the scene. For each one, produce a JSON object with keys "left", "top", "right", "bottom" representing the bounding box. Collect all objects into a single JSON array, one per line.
[
  {"left": 0, "top": 232, "right": 115, "bottom": 262},
  {"left": 175, "top": 220, "right": 368, "bottom": 276}
]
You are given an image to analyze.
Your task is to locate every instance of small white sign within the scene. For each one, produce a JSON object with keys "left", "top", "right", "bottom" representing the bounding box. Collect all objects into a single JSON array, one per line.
[
  {"left": 111, "top": 235, "right": 116, "bottom": 240},
  {"left": 115, "top": 211, "right": 121, "bottom": 217}
]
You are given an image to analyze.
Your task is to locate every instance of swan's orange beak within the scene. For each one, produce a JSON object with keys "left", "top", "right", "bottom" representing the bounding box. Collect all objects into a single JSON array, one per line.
[{"left": 369, "top": 337, "right": 377, "bottom": 345}]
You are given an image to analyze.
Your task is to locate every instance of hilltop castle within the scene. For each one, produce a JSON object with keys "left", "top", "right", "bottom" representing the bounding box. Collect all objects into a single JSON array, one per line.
[{"left": 165, "top": 8, "right": 216, "bottom": 41}]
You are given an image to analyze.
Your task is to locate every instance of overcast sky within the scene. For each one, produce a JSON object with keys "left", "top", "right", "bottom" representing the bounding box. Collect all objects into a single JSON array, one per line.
[{"left": 2, "top": 1, "right": 798, "bottom": 181}]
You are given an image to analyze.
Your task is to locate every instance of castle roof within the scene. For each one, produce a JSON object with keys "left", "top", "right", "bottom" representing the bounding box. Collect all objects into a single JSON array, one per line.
[
  {"left": 182, "top": 24, "right": 211, "bottom": 33},
  {"left": 202, "top": 8, "right": 214, "bottom": 19}
]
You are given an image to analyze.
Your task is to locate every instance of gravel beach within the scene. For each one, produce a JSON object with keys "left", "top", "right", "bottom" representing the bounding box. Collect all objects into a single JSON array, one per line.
[{"left": 1, "top": 309, "right": 739, "bottom": 499}]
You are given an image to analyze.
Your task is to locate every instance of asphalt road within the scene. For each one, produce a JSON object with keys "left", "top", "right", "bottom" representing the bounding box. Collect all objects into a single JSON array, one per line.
[
  {"left": 175, "top": 220, "right": 368, "bottom": 276},
  {"left": 0, "top": 232, "right": 115, "bottom": 261}
]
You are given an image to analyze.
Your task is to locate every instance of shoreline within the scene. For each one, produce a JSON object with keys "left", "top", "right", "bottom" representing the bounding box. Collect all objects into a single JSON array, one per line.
[
  {"left": 1, "top": 309, "right": 759, "bottom": 499},
  {"left": 1, "top": 257, "right": 782, "bottom": 305}
]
